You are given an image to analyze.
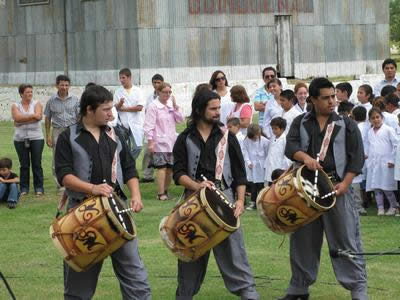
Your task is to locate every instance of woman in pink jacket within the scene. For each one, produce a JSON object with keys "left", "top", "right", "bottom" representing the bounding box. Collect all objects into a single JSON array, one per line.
[{"left": 144, "top": 82, "right": 184, "bottom": 201}]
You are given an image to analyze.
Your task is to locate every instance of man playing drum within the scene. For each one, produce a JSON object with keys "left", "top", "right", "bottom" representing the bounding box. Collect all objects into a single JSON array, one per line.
[
  {"left": 279, "top": 78, "right": 368, "bottom": 300},
  {"left": 172, "top": 89, "right": 259, "bottom": 300},
  {"left": 55, "top": 85, "right": 151, "bottom": 299}
]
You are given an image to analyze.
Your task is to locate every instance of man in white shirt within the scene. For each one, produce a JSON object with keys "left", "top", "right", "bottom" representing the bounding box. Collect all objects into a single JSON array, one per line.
[
  {"left": 114, "top": 68, "right": 145, "bottom": 160},
  {"left": 374, "top": 58, "right": 399, "bottom": 97}
]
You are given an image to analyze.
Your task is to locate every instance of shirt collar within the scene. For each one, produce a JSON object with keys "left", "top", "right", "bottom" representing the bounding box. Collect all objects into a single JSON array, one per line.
[
  {"left": 75, "top": 120, "right": 110, "bottom": 134},
  {"left": 155, "top": 98, "right": 172, "bottom": 109}
]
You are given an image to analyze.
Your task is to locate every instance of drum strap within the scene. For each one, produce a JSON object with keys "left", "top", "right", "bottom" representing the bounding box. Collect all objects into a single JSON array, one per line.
[
  {"left": 105, "top": 127, "right": 118, "bottom": 184},
  {"left": 319, "top": 122, "right": 335, "bottom": 162},
  {"left": 215, "top": 128, "right": 229, "bottom": 184}
]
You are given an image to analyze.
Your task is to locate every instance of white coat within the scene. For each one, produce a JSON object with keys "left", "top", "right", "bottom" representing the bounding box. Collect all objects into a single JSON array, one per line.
[
  {"left": 365, "top": 123, "right": 398, "bottom": 191},
  {"left": 242, "top": 136, "right": 269, "bottom": 183},
  {"left": 264, "top": 133, "right": 292, "bottom": 182}
]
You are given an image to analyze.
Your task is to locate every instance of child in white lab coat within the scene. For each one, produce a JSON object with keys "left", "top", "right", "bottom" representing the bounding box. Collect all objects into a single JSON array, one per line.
[
  {"left": 366, "top": 108, "right": 399, "bottom": 216},
  {"left": 242, "top": 124, "right": 269, "bottom": 210},
  {"left": 264, "top": 117, "right": 291, "bottom": 185}
]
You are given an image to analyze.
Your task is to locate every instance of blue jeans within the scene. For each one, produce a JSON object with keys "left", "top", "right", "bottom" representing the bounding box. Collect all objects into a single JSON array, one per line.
[
  {"left": 0, "top": 183, "right": 19, "bottom": 203},
  {"left": 14, "top": 139, "right": 44, "bottom": 193}
]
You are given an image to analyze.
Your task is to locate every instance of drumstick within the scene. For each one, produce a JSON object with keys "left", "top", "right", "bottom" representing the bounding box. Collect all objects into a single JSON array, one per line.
[
  {"left": 313, "top": 154, "right": 320, "bottom": 201},
  {"left": 201, "top": 175, "right": 236, "bottom": 209},
  {"left": 320, "top": 190, "right": 337, "bottom": 200}
]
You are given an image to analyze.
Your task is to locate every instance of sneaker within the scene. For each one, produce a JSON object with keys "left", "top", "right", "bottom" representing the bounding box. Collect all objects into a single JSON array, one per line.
[
  {"left": 20, "top": 192, "right": 27, "bottom": 196},
  {"left": 246, "top": 202, "right": 256, "bottom": 211},
  {"left": 358, "top": 208, "right": 367, "bottom": 216},
  {"left": 35, "top": 192, "right": 43, "bottom": 197},
  {"left": 7, "top": 202, "right": 17, "bottom": 209},
  {"left": 395, "top": 209, "right": 400, "bottom": 217},
  {"left": 377, "top": 208, "right": 385, "bottom": 216},
  {"left": 385, "top": 207, "right": 397, "bottom": 216}
]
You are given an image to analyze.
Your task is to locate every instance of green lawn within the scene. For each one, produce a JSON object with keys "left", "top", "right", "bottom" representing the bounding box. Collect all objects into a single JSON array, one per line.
[{"left": 0, "top": 121, "right": 399, "bottom": 300}]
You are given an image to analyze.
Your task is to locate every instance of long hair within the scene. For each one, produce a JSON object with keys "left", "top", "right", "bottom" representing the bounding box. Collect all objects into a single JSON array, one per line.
[
  {"left": 209, "top": 70, "right": 228, "bottom": 90},
  {"left": 230, "top": 85, "right": 250, "bottom": 103},
  {"left": 187, "top": 90, "right": 220, "bottom": 127}
]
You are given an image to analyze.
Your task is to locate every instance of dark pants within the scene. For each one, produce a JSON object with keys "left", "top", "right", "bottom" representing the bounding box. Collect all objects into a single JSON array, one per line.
[
  {"left": 250, "top": 182, "right": 264, "bottom": 204},
  {"left": 14, "top": 139, "right": 44, "bottom": 193}
]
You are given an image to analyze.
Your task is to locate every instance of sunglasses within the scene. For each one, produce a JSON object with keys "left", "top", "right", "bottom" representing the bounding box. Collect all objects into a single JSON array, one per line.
[{"left": 215, "top": 76, "right": 226, "bottom": 82}]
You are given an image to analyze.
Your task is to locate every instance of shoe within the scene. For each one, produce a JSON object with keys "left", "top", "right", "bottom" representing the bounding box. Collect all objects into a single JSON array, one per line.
[
  {"left": 35, "top": 192, "right": 43, "bottom": 197},
  {"left": 246, "top": 202, "right": 256, "bottom": 211},
  {"left": 277, "top": 294, "right": 309, "bottom": 300},
  {"left": 358, "top": 208, "right": 367, "bottom": 216},
  {"left": 20, "top": 192, "right": 27, "bottom": 196},
  {"left": 395, "top": 208, "right": 400, "bottom": 217},
  {"left": 157, "top": 193, "right": 168, "bottom": 201},
  {"left": 7, "top": 202, "right": 17, "bottom": 209},
  {"left": 140, "top": 178, "right": 155, "bottom": 183},
  {"left": 377, "top": 208, "right": 385, "bottom": 216},
  {"left": 385, "top": 207, "right": 397, "bottom": 216}
]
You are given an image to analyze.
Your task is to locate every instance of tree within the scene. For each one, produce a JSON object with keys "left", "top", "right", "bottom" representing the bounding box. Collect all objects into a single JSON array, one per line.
[{"left": 390, "top": 0, "right": 400, "bottom": 46}]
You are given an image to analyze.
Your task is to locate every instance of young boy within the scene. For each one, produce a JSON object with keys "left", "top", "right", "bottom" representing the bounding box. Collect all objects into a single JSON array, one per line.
[
  {"left": 280, "top": 89, "right": 300, "bottom": 134},
  {"left": 227, "top": 117, "right": 245, "bottom": 148},
  {"left": 350, "top": 106, "right": 368, "bottom": 216},
  {"left": 338, "top": 101, "right": 355, "bottom": 117},
  {"left": 0, "top": 158, "right": 20, "bottom": 209},
  {"left": 264, "top": 117, "right": 291, "bottom": 186},
  {"left": 335, "top": 82, "right": 353, "bottom": 104}
]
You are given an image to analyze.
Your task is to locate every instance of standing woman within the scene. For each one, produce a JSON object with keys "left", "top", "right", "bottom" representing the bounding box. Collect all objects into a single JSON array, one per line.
[
  {"left": 229, "top": 85, "right": 253, "bottom": 136},
  {"left": 11, "top": 84, "right": 44, "bottom": 196},
  {"left": 144, "top": 82, "right": 184, "bottom": 201},
  {"left": 210, "top": 70, "right": 234, "bottom": 126},
  {"left": 263, "top": 78, "right": 283, "bottom": 139},
  {"left": 294, "top": 82, "right": 308, "bottom": 114}
]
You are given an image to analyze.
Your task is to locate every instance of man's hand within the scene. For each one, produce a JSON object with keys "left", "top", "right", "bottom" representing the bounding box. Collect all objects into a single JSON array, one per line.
[
  {"left": 196, "top": 180, "right": 214, "bottom": 191},
  {"left": 46, "top": 136, "right": 53, "bottom": 148},
  {"left": 116, "top": 98, "right": 125, "bottom": 110},
  {"left": 248, "top": 163, "right": 253, "bottom": 169},
  {"left": 130, "top": 196, "right": 144, "bottom": 212},
  {"left": 0, "top": 177, "right": 4, "bottom": 183},
  {"left": 334, "top": 182, "right": 349, "bottom": 197},
  {"left": 91, "top": 183, "right": 113, "bottom": 197},
  {"left": 304, "top": 156, "right": 322, "bottom": 171},
  {"left": 234, "top": 200, "right": 245, "bottom": 218}
]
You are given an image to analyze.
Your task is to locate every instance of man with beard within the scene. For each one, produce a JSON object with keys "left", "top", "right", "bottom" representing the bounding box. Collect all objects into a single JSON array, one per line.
[{"left": 172, "top": 89, "right": 259, "bottom": 300}]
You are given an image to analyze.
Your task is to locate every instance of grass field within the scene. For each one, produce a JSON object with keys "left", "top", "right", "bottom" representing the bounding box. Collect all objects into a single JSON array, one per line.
[{"left": 0, "top": 121, "right": 399, "bottom": 300}]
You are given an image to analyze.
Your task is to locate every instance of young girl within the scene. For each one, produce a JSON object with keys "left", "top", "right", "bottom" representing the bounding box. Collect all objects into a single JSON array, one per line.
[
  {"left": 365, "top": 108, "right": 399, "bottom": 215},
  {"left": 262, "top": 78, "right": 283, "bottom": 139},
  {"left": 294, "top": 82, "right": 308, "bottom": 113},
  {"left": 242, "top": 124, "right": 269, "bottom": 210},
  {"left": 357, "top": 84, "right": 373, "bottom": 114},
  {"left": 264, "top": 117, "right": 291, "bottom": 185}
]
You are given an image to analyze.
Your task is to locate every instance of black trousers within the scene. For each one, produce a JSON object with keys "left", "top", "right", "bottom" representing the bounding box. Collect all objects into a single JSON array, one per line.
[{"left": 250, "top": 182, "right": 264, "bottom": 204}]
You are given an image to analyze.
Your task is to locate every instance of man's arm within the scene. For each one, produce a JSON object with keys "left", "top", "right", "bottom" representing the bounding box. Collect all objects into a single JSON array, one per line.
[
  {"left": 0, "top": 176, "right": 19, "bottom": 184},
  {"left": 253, "top": 102, "right": 265, "bottom": 112},
  {"left": 45, "top": 117, "right": 53, "bottom": 147},
  {"left": 118, "top": 105, "right": 144, "bottom": 112},
  {"left": 126, "top": 177, "right": 143, "bottom": 212}
]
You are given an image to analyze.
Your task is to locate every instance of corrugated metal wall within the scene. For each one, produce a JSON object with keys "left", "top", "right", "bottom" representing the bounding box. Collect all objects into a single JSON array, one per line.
[{"left": 0, "top": 0, "right": 390, "bottom": 85}]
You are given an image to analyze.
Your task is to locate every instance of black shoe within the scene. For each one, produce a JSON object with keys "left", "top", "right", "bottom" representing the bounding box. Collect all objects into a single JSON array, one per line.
[
  {"left": 278, "top": 294, "right": 309, "bottom": 300},
  {"left": 140, "top": 178, "right": 154, "bottom": 183},
  {"left": 7, "top": 202, "right": 17, "bottom": 209}
]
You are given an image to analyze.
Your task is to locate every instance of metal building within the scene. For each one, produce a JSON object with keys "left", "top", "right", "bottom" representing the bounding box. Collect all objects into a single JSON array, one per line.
[{"left": 0, "top": 0, "right": 390, "bottom": 85}]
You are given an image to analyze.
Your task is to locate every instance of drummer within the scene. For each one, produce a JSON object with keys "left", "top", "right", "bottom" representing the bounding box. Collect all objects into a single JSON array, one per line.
[
  {"left": 279, "top": 78, "right": 367, "bottom": 300},
  {"left": 54, "top": 85, "right": 151, "bottom": 299},
  {"left": 172, "top": 89, "right": 259, "bottom": 300}
]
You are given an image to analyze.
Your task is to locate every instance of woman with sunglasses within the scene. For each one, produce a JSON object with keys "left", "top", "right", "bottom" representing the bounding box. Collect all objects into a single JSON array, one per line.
[
  {"left": 144, "top": 82, "right": 184, "bottom": 201},
  {"left": 209, "top": 70, "right": 234, "bottom": 125}
]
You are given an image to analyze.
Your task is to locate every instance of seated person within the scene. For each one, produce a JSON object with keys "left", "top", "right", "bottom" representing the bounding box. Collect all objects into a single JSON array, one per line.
[{"left": 0, "top": 158, "right": 20, "bottom": 209}]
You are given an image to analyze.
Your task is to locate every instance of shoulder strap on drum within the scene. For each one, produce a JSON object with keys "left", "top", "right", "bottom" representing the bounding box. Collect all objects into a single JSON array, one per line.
[{"left": 215, "top": 127, "right": 229, "bottom": 183}]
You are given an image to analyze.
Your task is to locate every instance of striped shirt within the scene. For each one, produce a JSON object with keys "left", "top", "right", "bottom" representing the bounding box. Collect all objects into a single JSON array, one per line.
[{"left": 44, "top": 94, "right": 80, "bottom": 128}]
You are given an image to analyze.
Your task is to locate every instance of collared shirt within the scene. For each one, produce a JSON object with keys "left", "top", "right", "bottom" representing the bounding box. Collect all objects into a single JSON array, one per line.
[
  {"left": 373, "top": 77, "right": 399, "bottom": 96},
  {"left": 44, "top": 94, "right": 80, "bottom": 128},
  {"left": 285, "top": 109, "right": 364, "bottom": 176},
  {"left": 55, "top": 121, "right": 137, "bottom": 186},
  {"left": 252, "top": 86, "right": 273, "bottom": 125},
  {"left": 143, "top": 98, "right": 184, "bottom": 153},
  {"left": 173, "top": 124, "right": 247, "bottom": 188},
  {"left": 113, "top": 85, "right": 145, "bottom": 146}
]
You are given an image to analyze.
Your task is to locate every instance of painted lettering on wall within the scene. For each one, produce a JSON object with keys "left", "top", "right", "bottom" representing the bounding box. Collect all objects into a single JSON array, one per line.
[{"left": 188, "top": 0, "right": 314, "bottom": 14}]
